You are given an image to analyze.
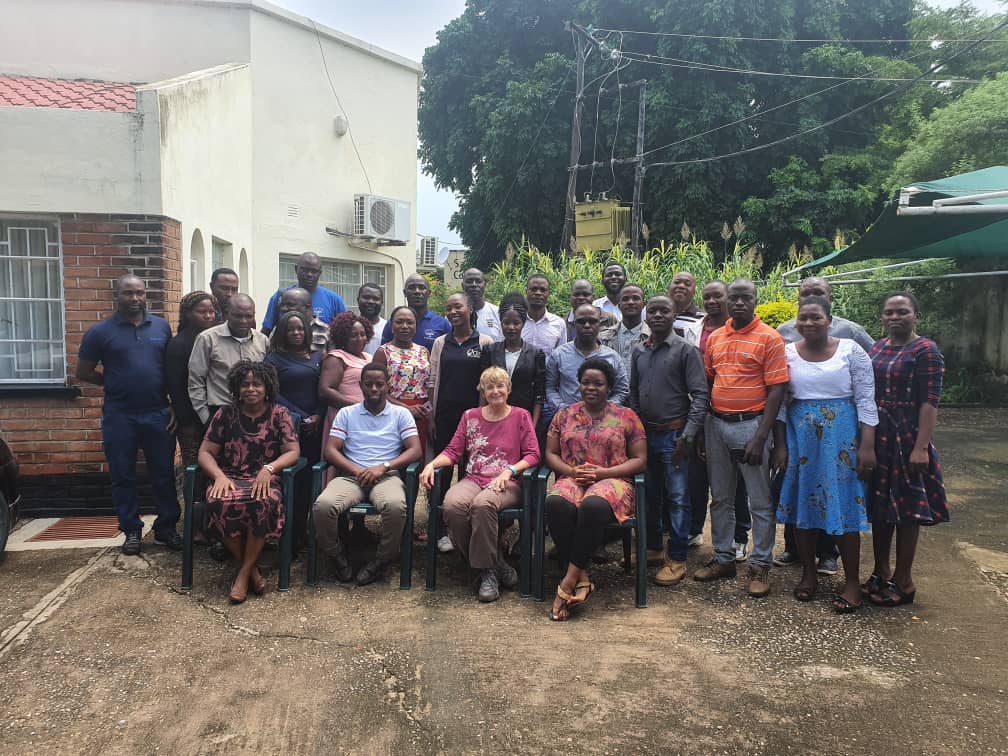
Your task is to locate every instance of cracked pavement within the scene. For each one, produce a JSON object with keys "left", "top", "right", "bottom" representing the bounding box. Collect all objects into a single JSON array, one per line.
[{"left": 0, "top": 408, "right": 1005, "bottom": 754}]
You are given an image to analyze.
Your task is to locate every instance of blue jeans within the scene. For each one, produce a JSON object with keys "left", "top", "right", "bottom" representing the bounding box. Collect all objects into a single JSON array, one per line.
[
  {"left": 645, "top": 429, "right": 691, "bottom": 561},
  {"left": 102, "top": 408, "right": 179, "bottom": 537}
]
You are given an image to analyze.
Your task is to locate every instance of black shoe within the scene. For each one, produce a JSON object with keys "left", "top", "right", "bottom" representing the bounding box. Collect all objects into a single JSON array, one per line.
[
  {"left": 153, "top": 530, "right": 183, "bottom": 551},
  {"left": 329, "top": 546, "right": 353, "bottom": 582},
  {"left": 208, "top": 542, "right": 230, "bottom": 562},
  {"left": 121, "top": 531, "right": 142, "bottom": 556},
  {"left": 355, "top": 559, "right": 387, "bottom": 586}
]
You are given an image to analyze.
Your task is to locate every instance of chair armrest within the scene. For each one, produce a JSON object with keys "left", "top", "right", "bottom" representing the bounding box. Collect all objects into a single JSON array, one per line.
[
  {"left": 405, "top": 461, "right": 420, "bottom": 477},
  {"left": 185, "top": 464, "right": 198, "bottom": 476},
  {"left": 634, "top": 473, "right": 645, "bottom": 485},
  {"left": 433, "top": 466, "right": 452, "bottom": 487},
  {"left": 283, "top": 457, "right": 308, "bottom": 479},
  {"left": 522, "top": 466, "right": 537, "bottom": 482},
  {"left": 536, "top": 466, "right": 551, "bottom": 482}
]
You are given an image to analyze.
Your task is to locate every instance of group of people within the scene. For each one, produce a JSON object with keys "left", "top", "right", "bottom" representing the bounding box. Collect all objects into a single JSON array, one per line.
[{"left": 76, "top": 253, "right": 948, "bottom": 617}]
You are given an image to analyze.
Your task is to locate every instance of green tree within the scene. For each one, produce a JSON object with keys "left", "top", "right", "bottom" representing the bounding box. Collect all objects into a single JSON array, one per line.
[
  {"left": 419, "top": 0, "right": 995, "bottom": 267},
  {"left": 888, "top": 73, "right": 1008, "bottom": 189}
]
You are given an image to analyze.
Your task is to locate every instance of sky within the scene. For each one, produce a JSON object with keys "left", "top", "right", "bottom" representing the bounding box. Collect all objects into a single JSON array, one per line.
[{"left": 275, "top": 0, "right": 1005, "bottom": 260}]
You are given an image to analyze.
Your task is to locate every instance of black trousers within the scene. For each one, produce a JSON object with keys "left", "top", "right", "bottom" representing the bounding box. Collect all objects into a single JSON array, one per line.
[
  {"left": 545, "top": 494, "right": 617, "bottom": 570},
  {"left": 783, "top": 523, "right": 838, "bottom": 559}
]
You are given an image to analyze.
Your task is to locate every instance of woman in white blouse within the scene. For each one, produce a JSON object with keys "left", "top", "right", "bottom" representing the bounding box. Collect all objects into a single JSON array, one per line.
[{"left": 772, "top": 296, "right": 878, "bottom": 613}]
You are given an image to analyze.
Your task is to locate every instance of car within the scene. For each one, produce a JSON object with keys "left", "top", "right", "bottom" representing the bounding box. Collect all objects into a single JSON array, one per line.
[{"left": 0, "top": 431, "right": 21, "bottom": 558}]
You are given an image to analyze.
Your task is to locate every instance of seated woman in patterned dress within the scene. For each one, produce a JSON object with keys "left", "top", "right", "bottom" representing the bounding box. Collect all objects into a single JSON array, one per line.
[
  {"left": 419, "top": 367, "right": 540, "bottom": 603},
  {"left": 772, "top": 296, "right": 878, "bottom": 613},
  {"left": 198, "top": 360, "right": 300, "bottom": 604},
  {"left": 545, "top": 358, "right": 647, "bottom": 621}
]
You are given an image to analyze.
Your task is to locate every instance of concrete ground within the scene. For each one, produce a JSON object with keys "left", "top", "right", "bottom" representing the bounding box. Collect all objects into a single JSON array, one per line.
[{"left": 0, "top": 408, "right": 1005, "bottom": 755}]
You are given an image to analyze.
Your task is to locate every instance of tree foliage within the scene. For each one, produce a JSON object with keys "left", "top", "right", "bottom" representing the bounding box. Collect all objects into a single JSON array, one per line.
[{"left": 419, "top": 0, "right": 1004, "bottom": 268}]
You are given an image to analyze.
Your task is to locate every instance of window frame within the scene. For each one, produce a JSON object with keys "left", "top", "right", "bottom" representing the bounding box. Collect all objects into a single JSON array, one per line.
[
  {"left": 278, "top": 254, "right": 390, "bottom": 316},
  {"left": 0, "top": 216, "right": 67, "bottom": 385}
]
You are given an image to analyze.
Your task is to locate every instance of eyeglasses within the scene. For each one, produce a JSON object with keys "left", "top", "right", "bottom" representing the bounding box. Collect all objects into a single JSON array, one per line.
[{"left": 574, "top": 317, "right": 600, "bottom": 326}]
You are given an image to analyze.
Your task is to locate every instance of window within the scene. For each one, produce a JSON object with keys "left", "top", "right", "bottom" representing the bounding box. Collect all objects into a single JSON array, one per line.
[
  {"left": 0, "top": 219, "right": 65, "bottom": 383},
  {"left": 279, "top": 255, "right": 389, "bottom": 315},
  {"left": 211, "top": 236, "right": 232, "bottom": 272}
]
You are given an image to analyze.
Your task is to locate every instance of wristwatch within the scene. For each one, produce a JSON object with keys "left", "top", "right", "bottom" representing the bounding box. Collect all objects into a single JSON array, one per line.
[
  {"left": 263, "top": 463, "right": 276, "bottom": 474},
  {"left": 507, "top": 465, "right": 519, "bottom": 478},
  {"left": 382, "top": 462, "right": 391, "bottom": 471}
]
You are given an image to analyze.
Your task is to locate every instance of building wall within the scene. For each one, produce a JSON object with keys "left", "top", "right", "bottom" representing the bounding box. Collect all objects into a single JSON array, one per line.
[
  {"left": 246, "top": 9, "right": 420, "bottom": 309},
  {"left": 1, "top": 214, "right": 182, "bottom": 515},
  {"left": 0, "top": 106, "right": 161, "bottom": 215},
  {"left": 147, "top": 64, "right": 254, "bottom": 293}
]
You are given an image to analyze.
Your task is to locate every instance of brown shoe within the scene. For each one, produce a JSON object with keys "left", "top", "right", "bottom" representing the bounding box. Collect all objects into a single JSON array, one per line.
[
  {"left": 654, "top": 558, "right": 687, "bottom": 587},
  {"left": 693, "top": 558, "right": 737, "bottom": 582},
  {"left": 747, "top": 564, "right": 771, "bottom": 598}
]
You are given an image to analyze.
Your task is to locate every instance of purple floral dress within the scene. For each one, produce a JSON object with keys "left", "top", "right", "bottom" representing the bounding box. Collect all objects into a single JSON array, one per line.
[
  {"left": 547, "top": 402, "right": 646, "bottom": 522},
  {"left": 205, "top": 403, "right": 298, "bottom": 540},
  {"left": 868, "top": 337, "right": 949, "bottom": 525}
]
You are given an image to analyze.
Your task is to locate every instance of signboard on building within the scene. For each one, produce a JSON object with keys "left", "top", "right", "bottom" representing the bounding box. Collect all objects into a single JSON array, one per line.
[{"left": 443, "top": 248, "right": 467, "bottom": 289}]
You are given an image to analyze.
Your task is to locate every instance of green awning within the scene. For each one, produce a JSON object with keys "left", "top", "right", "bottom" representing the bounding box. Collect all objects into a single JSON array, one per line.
[{"left": 799, "top": 166, "right": 1008, "bottom": 271}]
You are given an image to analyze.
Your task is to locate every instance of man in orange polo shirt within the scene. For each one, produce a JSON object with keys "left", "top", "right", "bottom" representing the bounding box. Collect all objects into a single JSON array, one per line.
[{"left": 694, "top": 279, "right": 788, "bottom": 597}]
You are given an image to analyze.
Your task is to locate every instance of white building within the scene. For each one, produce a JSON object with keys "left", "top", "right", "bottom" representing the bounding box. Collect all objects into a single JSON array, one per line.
[
  {"left": 0, "top": 0, "right": 421, "bottom": 514},
  {"left": 1, "top": 0, "right": 421, "bottom": 312}
]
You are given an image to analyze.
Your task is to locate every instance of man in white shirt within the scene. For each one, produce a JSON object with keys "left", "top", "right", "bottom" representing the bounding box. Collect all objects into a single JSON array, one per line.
[
  {"left": 313, "top": 363, "right": 422, "bottom": 585},
  {"left": 592, "top": 261, "right": 627, "bottom": 323},
  {"left": 521, "top": 273, "right": 565, "bottom": 356},
  {"left": 358, "top": 283, "right": 387, "bottom": 355},
  {"left": 463, "top": 267, "right": 503, "bottom": 342}
]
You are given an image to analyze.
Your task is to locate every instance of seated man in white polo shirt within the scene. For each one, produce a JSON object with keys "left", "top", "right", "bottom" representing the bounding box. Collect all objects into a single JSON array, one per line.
[{"left": 313, "top": 363, "right": 422, "bottom": 585}]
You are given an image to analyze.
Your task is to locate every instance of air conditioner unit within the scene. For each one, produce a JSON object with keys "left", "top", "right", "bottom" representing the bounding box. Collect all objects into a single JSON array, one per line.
[
  {"left": 419, "top": 236, "right": 438, "bottom": 268},
  {"left": 353, "top": 194, "right": 411, "bottom": 243}
]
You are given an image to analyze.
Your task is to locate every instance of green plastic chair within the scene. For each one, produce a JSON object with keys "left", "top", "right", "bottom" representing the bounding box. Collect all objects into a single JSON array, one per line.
[
  {"left": 424, "top": 466, "right": 537, "bottom": 597},
  {"left": 306, "top": 460, "right": 421, "bottom": 589},
  {"left": 181, "top": 415, "right": 306, "bottom": 592},
  {"left": 532, "top": 469, "right": 648, "bottom": 608}
]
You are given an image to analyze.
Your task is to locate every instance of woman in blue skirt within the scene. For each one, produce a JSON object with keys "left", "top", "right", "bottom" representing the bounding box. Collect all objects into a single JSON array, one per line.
[{"left": 773, "top": 296, "right": 878, "bottom": 612}]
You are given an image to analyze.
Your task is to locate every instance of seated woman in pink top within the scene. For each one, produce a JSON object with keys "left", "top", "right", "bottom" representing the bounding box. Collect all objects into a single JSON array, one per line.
[{"left": 420, "top": 367, "right": 540, "bottom": 603}]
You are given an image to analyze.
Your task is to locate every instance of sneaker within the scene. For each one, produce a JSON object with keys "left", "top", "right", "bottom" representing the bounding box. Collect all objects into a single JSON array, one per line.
[
  {"left": 688, "top": 534, "right": 703, "bottom": 548},
  {"left": 816, "top": 556, "right": 839, "bottom": 576},
  {"left": 733, "top": 541, "right": 748, "bottom": 562},
  {"left": 693, "top": 558, "right": 737, "bottom": 582},
  {"left": 153, "top": 530, "right": 183, "bottom": 551},
  {"left": 654, "top": 558, "right": 687, "bottom": 587},
  {"left": 437, "top": 535, "right": 455, "bottom": 553},
  {"left": 355, "top": 559, "right": 388, "bottom": 586},
  {"left": 773, "top": 550, "right": 799, "bottom": 567},
  {"left": 121, "top": 531, "right": 142, "bottom": 556},
  {"left": 496, "top": 557, "right": 518, "bottom": 590},
  {"left": 747, "top": 564, "right": 771, "bottom": 597},
  {"left": 478, "top": 568, "right": 500, "bottom": 602}
]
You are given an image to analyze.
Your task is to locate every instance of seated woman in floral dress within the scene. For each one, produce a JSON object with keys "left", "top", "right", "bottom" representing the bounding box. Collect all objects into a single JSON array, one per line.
[
  {"left": 198, "top": 360, "right": 300, "bottom": 603},
  {"left": 545, "top": 357, "right": 647, "bottom": 621}
]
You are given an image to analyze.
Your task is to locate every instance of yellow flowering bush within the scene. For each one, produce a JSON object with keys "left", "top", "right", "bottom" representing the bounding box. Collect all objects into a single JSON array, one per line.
[{"left": 755, "top": 300, "right": 798, "bottom": 328}]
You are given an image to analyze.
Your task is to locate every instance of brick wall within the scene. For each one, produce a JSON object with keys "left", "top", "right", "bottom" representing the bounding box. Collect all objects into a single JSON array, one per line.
[{"left": 2, "top": 213, "right": 182, "bottom": 516}]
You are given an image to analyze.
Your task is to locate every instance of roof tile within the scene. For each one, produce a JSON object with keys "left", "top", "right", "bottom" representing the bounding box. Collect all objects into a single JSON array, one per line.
[{"left": 0, "top": 74, "right": 137, "bottom": 112}]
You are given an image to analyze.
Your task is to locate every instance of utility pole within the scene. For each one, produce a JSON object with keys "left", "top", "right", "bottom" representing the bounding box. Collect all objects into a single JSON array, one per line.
[
  {"left": 562, "top": 21, "right": 586, "bottom": 255},
  {"left": 565, "top": 22, "right": 648, "bottom": 253}
]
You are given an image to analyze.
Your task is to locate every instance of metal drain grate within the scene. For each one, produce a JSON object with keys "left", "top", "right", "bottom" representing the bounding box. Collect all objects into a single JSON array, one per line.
[{"left": 28, "top": 516, "right": 121, "bottom": 542}]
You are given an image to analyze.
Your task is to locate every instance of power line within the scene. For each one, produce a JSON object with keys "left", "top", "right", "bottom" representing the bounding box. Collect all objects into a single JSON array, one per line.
[
  {"left": 637, "top": 44, "right": 952, "bottom": 160},
  {"left": 618, "top": 51, "right": 980, "bottom": 82},
  {"left": 645, "top": 16, "right": 1008, "bottom": 169},
  {"left": 592, "top": 26, "right": 1008, "bottom": 44},
  {"left": 311, "top": 20, "right": 373, "bottom": 194}
]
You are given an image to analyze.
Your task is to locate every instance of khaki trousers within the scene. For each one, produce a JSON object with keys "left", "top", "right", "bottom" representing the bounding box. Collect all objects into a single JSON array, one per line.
[
  {"left": 442, "top": 478, "right": 521, "bottom": 570},
  {"left": 313, "top": 473, "right": 406, "bottom": 563}
]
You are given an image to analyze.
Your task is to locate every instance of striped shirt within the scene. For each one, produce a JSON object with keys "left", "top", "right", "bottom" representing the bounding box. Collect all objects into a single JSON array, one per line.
[{"left": 704, "top": 315, "right": 789, "bottom": 414}]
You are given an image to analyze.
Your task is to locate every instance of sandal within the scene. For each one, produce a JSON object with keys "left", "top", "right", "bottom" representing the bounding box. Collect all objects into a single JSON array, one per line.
[
  {"left": 549, "top": 586, "right": 574, "bottom": 622},
  {"left": 867, "top": 580, "right": 916, "bottom": 607},
  {"left": 250, "top": 569, "right": 267, "bottom": 596},
  {"left": 860, "top": 574, "right": 889, "bottom": 598},
  {"left": 793, "top": 584, "right": 818, "bottom": 602},
  {"left": 228, "top": 574, "right": 248, "bottom": 604},
  {"left": 832, "top": 596, "right": 862, "bottom": 614},
  {"left": 569, "top": 581, "right": 596, "bottom": 606}
]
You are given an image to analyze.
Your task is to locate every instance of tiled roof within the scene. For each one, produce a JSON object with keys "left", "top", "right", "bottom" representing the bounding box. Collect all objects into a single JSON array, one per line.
[{"left": 0, "top": 74, "right": 137, "bottom": 112}]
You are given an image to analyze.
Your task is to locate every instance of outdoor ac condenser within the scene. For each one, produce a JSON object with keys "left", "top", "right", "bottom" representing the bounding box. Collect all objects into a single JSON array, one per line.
[{"left": 353, "top": 194, "right": 411, "bottom": 242}]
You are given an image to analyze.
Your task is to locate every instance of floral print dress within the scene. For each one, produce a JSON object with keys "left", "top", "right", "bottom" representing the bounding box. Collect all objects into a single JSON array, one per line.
[
  {"left": 547, "top": 402, "right": 646, "bottom": 522},
  {"left": 204, "top": 403, "right": 298, "bottom": 540}
]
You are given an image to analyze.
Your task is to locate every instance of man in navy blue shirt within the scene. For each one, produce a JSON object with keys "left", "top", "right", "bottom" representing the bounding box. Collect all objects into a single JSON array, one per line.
[
  {"left": 77, "top": 275, "right": 180, "bottom": 556},
  {"left": 380, "top": 273, "right": 450, "bottom": 351},
  {"left": 261, "top": 252, "right": 347, "bottom": 333}
]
